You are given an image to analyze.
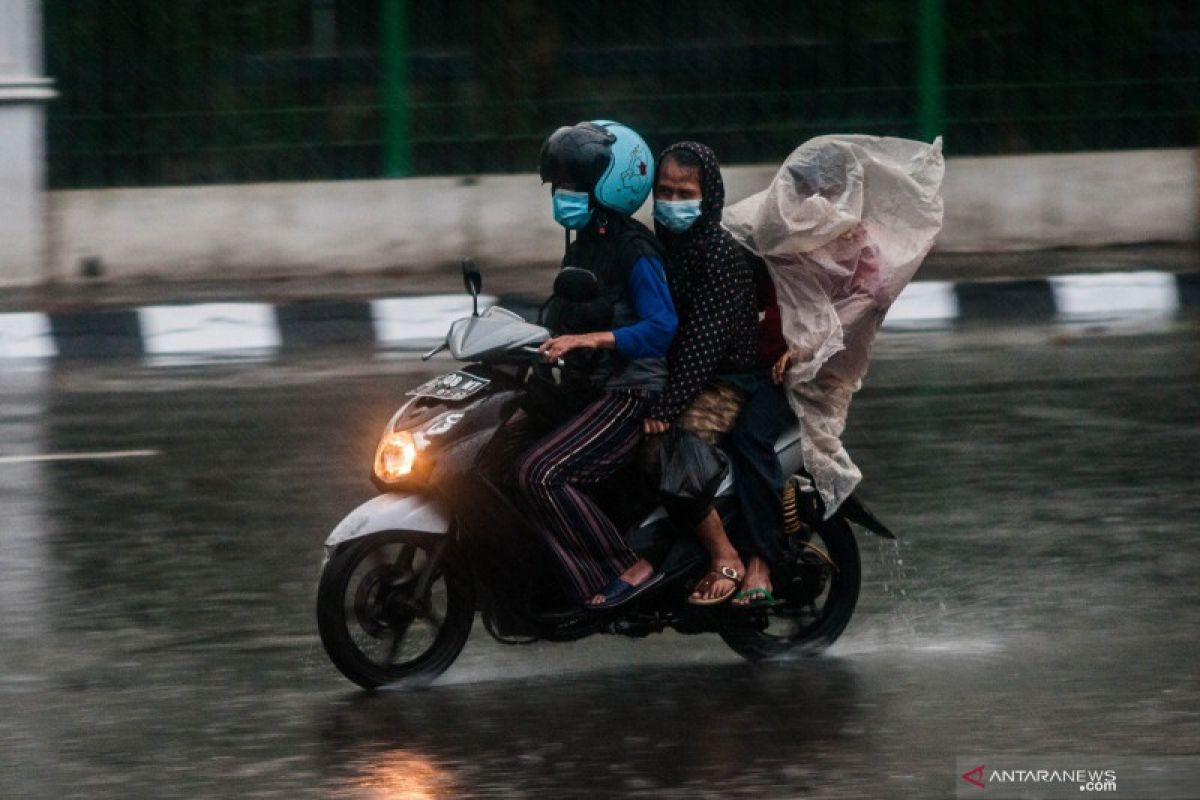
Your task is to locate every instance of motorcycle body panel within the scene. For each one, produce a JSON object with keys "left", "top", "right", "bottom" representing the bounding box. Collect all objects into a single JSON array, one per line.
[{"left": 324, "top": 492, "right": 452, "bottom": 550}]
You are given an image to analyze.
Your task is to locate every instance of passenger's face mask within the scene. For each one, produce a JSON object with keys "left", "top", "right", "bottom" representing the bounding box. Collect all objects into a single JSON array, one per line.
[
  {"left": 552, "top": 189, "right": 593, "bottom": 230},
  {"left": 653, "top": 199, "right": 702, "bottom": 234}
]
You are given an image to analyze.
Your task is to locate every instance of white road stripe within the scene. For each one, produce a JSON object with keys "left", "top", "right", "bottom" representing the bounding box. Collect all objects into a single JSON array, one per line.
[
  {"left": 884, "top": 281, "right": 959, "bottom": 327},
  {"left": 139, "top": 303, "right": 281, "bottom": 354},
  {"left": 1050, "top": 271, "right": 1180, "bottom": 316},
  {"left": 0, "top": 449, "right": 161, "bottom": 465},
  {"left": 371, "top": 294, "right": 497, "bottom": 347},
  {"left": 0, "top": 312, "right": 56, "bottom": 358}
]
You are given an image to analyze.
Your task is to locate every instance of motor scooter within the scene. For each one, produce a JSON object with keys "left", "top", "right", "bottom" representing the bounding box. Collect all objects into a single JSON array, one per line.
[{"left": 316, "top": 261, "right": 894, "bottom": 689}]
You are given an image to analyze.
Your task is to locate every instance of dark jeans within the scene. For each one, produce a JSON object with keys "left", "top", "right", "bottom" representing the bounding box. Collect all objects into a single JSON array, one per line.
[{"left": 725, "top": 377, "right": 792, "bottom": 566}]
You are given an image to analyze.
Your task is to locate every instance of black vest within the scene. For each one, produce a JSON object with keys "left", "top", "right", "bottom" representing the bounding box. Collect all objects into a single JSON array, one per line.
[{"left": 543, "top": 212, "right": 665, "bottom": 388}]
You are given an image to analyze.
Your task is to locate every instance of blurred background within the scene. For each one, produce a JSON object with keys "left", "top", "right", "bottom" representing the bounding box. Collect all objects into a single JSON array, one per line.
[
  {"left": 2, "top": 0, "right": 1198, "bottom": 288},
  {"left": 41, "top": 0, "right": 1200, "bottom": 185}
]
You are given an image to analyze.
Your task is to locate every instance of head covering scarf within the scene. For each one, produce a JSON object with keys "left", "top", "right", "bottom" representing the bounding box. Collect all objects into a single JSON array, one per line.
[
  {"left": 723, "top": 135, "right": 945, "bottom": 513},
  {"left": 650, "top": 141, "right": 758, "bottom": 424},
  {"left": 655, "top": 141, "right": 729, "bottom": 304}
]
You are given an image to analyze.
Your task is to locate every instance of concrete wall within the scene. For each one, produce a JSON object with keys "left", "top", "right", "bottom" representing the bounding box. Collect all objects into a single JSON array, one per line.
[
  {"left": 27, "top": 147, "right": 1200, "bottom": 286},
  {"left": 936, "top": 148, "right": 1198, "bottom": 252}
]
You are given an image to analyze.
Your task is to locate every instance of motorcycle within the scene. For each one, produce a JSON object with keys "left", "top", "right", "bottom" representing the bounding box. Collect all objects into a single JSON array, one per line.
[{"left": 316, "top": 260, "right": 896, "bottom": 689}]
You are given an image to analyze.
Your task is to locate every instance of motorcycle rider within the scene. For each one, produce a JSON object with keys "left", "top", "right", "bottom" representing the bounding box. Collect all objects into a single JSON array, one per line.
[{"left": 516, "top": 120, "right": 677, "bottom": 610}]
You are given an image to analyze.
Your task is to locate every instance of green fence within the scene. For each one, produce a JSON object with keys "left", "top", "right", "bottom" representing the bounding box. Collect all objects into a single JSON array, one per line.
[{"left": 44, "top": 0, "right": 1200, "bottom": 189}]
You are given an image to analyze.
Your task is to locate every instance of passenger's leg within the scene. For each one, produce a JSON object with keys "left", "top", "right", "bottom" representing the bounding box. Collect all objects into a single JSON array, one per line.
[
  {"left": 515, "top": 390, "right": 651, "bottom": 605},
  {"left": 688, "top": 507, "right": 745, "bottom": 602},
  {"left": 726, "top": 382, "right": 792, "bottom": 603}
]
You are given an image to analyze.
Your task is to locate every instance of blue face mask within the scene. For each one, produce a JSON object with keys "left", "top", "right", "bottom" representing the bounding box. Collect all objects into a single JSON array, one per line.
[
  {"left": 552, "top": 189, "right": 593, "bottom": 230},
  {"left": 653, "top": 199, "right": 702, "bottom": 233}
]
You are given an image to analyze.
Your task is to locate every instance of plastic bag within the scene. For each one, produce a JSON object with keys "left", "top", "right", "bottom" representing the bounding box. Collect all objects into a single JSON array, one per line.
[
  {"left": 652, "top": 427, "right": 728, "bottom": 530},
  {"left": 724, "top": 135, "right": 945, "bottom": 514}
]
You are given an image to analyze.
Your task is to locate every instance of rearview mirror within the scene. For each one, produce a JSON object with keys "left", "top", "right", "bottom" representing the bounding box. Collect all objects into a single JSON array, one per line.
[
  {"left": 553, "top": 267, "right": 600, "bottom": 303},
  {"left": 462, "top": 259, "right": 482, "bottom": 316}
]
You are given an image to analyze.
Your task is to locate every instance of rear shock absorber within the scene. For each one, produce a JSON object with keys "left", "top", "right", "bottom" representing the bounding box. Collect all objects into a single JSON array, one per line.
[{"left": 781, "top": 473, "right": 820, "bottom": 536}]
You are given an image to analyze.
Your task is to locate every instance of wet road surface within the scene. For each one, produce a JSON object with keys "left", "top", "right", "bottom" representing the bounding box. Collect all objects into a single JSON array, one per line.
[{"left": 2, "top": 316, "right": 1198, "bottom": 799}]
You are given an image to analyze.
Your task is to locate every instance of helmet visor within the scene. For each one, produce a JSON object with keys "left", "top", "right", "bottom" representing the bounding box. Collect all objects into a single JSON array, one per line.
[{"left": 538, "top": 123, "right": 615, "bottom": 190}]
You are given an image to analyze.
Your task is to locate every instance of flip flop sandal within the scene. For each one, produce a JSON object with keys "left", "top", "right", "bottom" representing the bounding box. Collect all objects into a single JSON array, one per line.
[
  {"left": 587, "top": 571, "right": 665, "bottom": 611},
  {"left": 687, "top": 565, "right": 743, "bottom": 606},
  {"left": 732, "top": 587, "right": 777, "bottom": 608}
]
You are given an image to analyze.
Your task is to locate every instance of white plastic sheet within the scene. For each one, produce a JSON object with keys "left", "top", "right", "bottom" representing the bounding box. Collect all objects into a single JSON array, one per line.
[{"left": 724, "top": 135, "right": 945, "bottom": 513}]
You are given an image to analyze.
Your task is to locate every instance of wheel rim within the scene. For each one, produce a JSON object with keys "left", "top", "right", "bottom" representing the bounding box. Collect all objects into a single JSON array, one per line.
[
  {"left": 753, "top": 527, "right": 849, "bottom": 644},
  {"left": 341, "top": 540, "right": 450, "bottom": 671}
]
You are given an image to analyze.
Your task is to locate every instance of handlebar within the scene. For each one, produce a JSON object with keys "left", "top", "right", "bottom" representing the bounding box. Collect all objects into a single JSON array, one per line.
[
  {"left": 421, "top": 342, "right": 448, "bottom": 361},
  {"left": 418, "top": 341, "right": 560, "bottom": 367},
  {"left": 521, "top": 345, "right": 564, "bottom": 369}
]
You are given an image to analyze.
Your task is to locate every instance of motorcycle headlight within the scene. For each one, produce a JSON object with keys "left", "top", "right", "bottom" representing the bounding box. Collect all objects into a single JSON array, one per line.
[
  {"left": 372, "top": 408, "right": 466, "bottom": 488},
  {"left": 374, "top": 430, "right": 427, "bottom": 484}
]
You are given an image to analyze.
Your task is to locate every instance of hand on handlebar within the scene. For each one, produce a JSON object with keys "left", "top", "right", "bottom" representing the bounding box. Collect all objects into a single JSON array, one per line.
[
  {"left": 538, "top": 331, "right": 614, "bottom": 362},
  {"left": 521, "top": 345, "right": 563, "bottom": 368}
]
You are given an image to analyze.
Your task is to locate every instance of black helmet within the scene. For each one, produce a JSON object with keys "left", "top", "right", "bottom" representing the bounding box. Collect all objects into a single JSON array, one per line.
[{"left": 538, "top": 122, "right": 616, "bottom": 191}]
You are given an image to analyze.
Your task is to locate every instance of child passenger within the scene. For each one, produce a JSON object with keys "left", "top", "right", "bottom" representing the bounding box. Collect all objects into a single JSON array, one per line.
[{"left": 723, "top": 135, "right": 946, "bottom": 516}]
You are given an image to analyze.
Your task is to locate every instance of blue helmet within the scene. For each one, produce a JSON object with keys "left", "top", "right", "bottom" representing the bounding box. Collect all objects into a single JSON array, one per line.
[{"left": 538, "top": 119, "right": 654, "bottom": 216}]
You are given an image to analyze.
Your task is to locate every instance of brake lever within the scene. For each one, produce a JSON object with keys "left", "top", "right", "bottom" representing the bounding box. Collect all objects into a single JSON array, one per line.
[{"left": 521, "top": 345, "right": 564, "bottom": 368}]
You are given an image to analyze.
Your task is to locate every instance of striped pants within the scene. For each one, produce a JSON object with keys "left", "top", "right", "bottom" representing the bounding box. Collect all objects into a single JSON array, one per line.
[{"left": 515, "top": 388, "right": 654, "bottom": 604}]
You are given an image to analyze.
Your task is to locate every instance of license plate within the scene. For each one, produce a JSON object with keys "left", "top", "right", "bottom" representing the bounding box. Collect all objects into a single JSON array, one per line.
[{"left": 406, "top": 371, "right": 491, "bottom": 402}]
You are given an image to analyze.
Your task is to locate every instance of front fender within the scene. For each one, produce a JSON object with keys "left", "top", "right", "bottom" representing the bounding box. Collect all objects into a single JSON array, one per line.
[{"left": 324, "top": 492, "right": 452, "bottom": 550}]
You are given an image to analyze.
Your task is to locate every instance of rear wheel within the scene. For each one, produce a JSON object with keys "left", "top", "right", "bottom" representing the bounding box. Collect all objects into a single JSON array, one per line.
[
  {"left": 317, "top": 532, "right": 474, "bottom": 689},
  {"left": 719, "top": 519, "right": 860, "bottom": 661}
]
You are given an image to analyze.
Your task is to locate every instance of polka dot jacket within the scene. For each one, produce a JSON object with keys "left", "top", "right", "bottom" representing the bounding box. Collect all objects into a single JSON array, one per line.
[{"left": 649, "top": 141, "right": 759, "bottom": 424}]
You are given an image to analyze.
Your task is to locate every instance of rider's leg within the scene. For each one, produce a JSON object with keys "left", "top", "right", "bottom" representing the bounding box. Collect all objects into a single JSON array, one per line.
[
  {"left": 601, "top": 557, "right": 657, "bottom": 604},
  {"left": 515, "top": 389, "right": 652, "bottom": 605}
]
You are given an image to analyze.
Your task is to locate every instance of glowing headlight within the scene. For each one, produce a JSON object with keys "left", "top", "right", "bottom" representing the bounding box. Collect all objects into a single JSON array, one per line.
[
  {"left": 371, "top": 408, "right": 465, "bottom": 487},
  {"left": 374, "top": 431, "right": 423, "bottom": 483}
]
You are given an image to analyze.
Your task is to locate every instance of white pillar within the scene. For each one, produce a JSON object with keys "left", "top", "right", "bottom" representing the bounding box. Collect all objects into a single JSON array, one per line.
[{"left": 0, "top": 1, "right": 55, "bottom": 287}]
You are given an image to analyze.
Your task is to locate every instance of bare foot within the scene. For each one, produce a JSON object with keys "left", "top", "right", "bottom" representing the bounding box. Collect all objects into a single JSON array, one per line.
[
  {"left": 732, "top": 555, "right": 773, "bottom": 606},
  {"left": 588, "top": 558, "right": 655, "bottom": 606},
  {"left": 688, "top": 557, "right": 745, "bottom": 603}
]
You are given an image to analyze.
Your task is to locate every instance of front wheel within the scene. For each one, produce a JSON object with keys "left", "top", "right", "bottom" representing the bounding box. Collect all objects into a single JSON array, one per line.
[
  {"left": 719, "top": 518, "right": 861, "bottom": 661},
  {"left": 317, "top": 532, "right": 474, "bottom": 689}
]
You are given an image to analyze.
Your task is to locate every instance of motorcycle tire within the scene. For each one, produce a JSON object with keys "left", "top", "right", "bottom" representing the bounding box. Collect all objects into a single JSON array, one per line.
[
  {"left": 719, "top": 518, "right": 861, "bottom": 661},
  {"left": 317, "top": 531, "right": 474, "bottom": 689}
]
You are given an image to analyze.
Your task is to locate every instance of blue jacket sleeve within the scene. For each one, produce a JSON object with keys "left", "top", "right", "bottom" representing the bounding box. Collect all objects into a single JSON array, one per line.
[{"left": 611, "top": 256, "right": 677, "bottom": 359}]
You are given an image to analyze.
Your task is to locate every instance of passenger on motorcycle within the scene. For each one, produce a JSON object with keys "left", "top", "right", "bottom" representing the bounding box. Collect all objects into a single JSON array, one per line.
[
  {"left": 723, "top": 135, "right": 946, "bottom": 514},
  {"left": 723, "top": 253, "right": 795, "bottom": 607},
  {"left": 638, "top": 141, "right": 767, "bottom": 606},
  {"left": 516, "top": 120, "right": 678, "bottom": 610}
]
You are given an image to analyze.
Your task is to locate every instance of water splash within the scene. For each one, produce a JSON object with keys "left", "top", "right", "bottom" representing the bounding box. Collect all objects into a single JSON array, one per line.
[{"left": 824, "top": 536, "right": 1003, "bottom": 657}]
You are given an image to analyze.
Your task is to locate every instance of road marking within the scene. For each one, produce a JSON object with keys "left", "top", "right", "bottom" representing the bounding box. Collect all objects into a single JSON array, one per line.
[
  {"left": 884, "top": 281, "right": 958, "bottom": 326},
  {"left": 0, "top": 312, "right": 56, "bottom": 359},
  {"left": 371, "top": 294, "right": 497, "bottom": 347},
  {"left": 0, "top": 449, "right": 161, "bottom": 465},
  {"left": 1050, "top": 271, "right": 1180, "bottom": 316},
  {"left": 139, "top": 303, "right": 281, "bottom": 354}
]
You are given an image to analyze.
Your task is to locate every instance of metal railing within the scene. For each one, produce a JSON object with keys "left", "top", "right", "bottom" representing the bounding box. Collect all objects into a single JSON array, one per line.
[{"left": 44, "top": 0, "right": 1200, "bottom": 188}]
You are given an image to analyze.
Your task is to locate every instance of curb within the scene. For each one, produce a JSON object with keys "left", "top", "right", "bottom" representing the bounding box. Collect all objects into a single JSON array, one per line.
[{"left": 0, "top": 272, "right": 1196, "bottom": 361}]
